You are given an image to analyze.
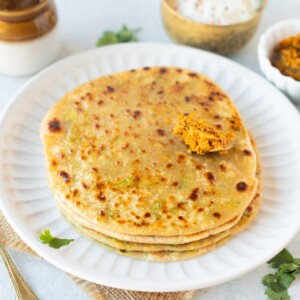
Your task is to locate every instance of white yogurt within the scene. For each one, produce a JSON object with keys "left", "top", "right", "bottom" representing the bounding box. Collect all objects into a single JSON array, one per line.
[{"left": 177, "top": 0, "right": 262, "bottom": 25}]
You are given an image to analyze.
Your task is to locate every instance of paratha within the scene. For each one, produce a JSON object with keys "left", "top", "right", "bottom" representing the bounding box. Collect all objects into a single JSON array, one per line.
[
  {"left": 61, "top": 183, "right": 261, "bottom": 253},
  {"left": 41, "top": 67, "right": 258, "bottom": 238},
  {"left": 57, "top": 197, "right": 243, "bottom": 244},
  {"left": 57, "top": 137, "right": 261, "bottom": 257},
  {"left": 95, "top": 191, "right": 260, "bottom": 262}
]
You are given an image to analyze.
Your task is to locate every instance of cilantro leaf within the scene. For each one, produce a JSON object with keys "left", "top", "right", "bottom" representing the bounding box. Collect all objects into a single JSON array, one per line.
[
  {"left": 279, "top": 262, "right": 300, "bottom": 273},
  {"left": 96, "top": 25, "right": 140, "bottom": 47},
  {"left": 117, "top": 25, "right": 139, "bottom": 42},
  {"left": 262, "top": 248, "right": 300, "bottom": 300},
  {"left": 49, "top": 238, "right": 74, "bottom": 249},
  {"left": 96, "top": 31, "right": 119, "bottom": 47},
  {"left": 39, "top": 229, "right": 74, "bottom": 249},
  {"left": 268, "top": 249, "right": 294, "bottom": 269},
  {"left": 40, "top": 229, "right": 53, "bottom": 244},
  {"left": 262, "top": 271, "right": 295, "bottom": 292},
  {"left": 265, "top": 287, "right": 290, "bottom": 300}
]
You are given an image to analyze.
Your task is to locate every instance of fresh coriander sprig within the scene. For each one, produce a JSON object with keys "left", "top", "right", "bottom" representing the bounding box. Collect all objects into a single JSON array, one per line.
[
  {"left": 96, "top": 25, "right": 140, "bottom": 47},
  {"left": 40, "top": 229, "right": 74, "bottom": 249},
  {"left": 262, "top": 248, "right": 300, "bottom": 300}
]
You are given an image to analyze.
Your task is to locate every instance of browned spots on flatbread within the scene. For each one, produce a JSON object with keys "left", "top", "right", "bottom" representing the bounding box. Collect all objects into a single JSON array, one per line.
[
  {"left": 132, "top": 110, "right": 142, "bottom": 119},
  {"left": 219, "top": 164, "right": 227, "bottom": 171},
  {"left": 204, "top": 79, "right": 214, "bottom": 87},
  {"left": 243, "top": 149, "right": 252, "bottom": 156},
  {"left": 189, "top": 188, "right": 199, "bottom": 201},
  {"left": 59, "top": 171, "right": 70, "bottom": 183},
  {"left": 97, "top": 193, "right": 106, "bottom": 202},
  {"left": 48, "top": 118, "right": 62, "bottom": 133},
  {"left": 166, "top": 163, "right": 173, "bottom": 169},
  {"left": 188, "top": 72, "right": 198, "bottom": 78},
  {"left": 73, "top": 189, "right": 79, "bottom": 197},
  {"left": 204, "top": 172, "right": 216, "bottom": 184},
  {"left": 159, "top": 67, "right": 167, "bottom": 74},
  {"left": 81, "top": 182, "right": 88, "bottom": 189},
  {"left": 177, "top": 202, "right": 186, "bottom": 209},
  {"left": 236, "top": 182, "right": 247, "bottom": 192},
  {"left": 195, "top": 164, "right": 202, "bottom": 170},
  {"left": 157, "top": 129, "right": 165, "bottom": 136},
  {"left": 106, "top": 86, "right": 114, "bottom": 93},
  {"left": 177, "top": 154, "right": 185, "bottom": 163},
  {"left": 144, "top": 212, "right": 151, "bottom": 218},
  {"left": 213, "top": 212, "right": 221, "bottom": 218},
  {"left": 122, "top": 142, "right": 130, "bottom": 150},
  {"left": 185, "top": 96, "right": 191, "bottom": 102},
  {"left": 209, "top": 90, "right": 226, "bottom": 101},
  {"left": 246, "top": 206, "right": 253, "bottom": 213},
  {"left": 172, "top": 181, "right": 179, "bottom": 187}
]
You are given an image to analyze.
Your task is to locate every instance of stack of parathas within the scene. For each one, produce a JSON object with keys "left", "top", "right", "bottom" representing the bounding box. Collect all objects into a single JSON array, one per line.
[{"left": 41, "top": 67, "right": 262, "bottom": 262}]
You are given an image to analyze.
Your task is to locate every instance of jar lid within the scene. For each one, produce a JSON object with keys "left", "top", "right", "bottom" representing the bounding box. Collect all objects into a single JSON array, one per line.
[{"left": 0, "top": 0, "right": 57, "bottom": 42}]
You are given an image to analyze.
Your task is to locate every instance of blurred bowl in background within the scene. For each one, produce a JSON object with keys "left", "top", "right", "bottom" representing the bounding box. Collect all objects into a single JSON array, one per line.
[
  {"left": 258, "top": 19, "right": 300, "bottom": 104},
  {"left": 161, "top": 0, "right": 267, "bottom": 55}
]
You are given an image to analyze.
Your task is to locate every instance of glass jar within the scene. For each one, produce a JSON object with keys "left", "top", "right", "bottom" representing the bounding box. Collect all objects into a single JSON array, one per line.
[{"left": 0, "top": 0, "right": 60, "bottom": 76}]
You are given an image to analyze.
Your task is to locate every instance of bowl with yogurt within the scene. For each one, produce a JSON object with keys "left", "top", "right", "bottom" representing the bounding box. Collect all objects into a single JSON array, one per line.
[{"left": 162, "top": 0, "right": 267, "bottom": 55}]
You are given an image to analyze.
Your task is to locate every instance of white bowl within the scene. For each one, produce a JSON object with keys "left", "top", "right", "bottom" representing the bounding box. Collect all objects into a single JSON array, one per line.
[{"left": 258, "top": 19, "right": 300, "bottom": 103}]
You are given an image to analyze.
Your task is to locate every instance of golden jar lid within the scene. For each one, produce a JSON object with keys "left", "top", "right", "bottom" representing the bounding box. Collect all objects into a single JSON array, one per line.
[{"left": 0, "top": 0, "right": 57, "bottom": 42}]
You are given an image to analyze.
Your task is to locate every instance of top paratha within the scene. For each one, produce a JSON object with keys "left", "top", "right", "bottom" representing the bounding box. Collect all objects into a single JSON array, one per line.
[{"left": 41, "top": 67, "right": 257, "bottom": 236}]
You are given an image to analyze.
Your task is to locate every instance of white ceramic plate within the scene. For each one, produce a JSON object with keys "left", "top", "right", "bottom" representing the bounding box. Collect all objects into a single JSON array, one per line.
[{"left": 1, "top": 43, "right": 300, "bottom": 292}]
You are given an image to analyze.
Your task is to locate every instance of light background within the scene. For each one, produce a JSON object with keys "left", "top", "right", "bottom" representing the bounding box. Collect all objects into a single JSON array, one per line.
[{"left": 0, "top": 0, "right": 299, "bottom": 299}]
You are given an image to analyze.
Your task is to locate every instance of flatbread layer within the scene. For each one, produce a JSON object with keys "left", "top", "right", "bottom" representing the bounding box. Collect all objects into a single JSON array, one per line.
[
  {"left": 58, "top": 137, "right": 261, "bottom": 255},
  {"left": 41, "top": 67, "right": 258, "bottom": 236}
]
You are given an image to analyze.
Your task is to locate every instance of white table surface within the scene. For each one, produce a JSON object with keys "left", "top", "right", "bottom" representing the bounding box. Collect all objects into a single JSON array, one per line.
[{"left": 0, "top": 0, "right": 300, "bottom": 299}]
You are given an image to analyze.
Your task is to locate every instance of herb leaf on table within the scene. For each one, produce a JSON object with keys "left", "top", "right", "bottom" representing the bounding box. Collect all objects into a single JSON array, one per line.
[
  {"left": 96, "top": 25, "right": 140, "bottom": 47},
  {"left": 262, "top": 248, "right": 300, "bottom": 300},
  {"left": 40, "top": 229, "right": 74, "bottom": 249}
]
